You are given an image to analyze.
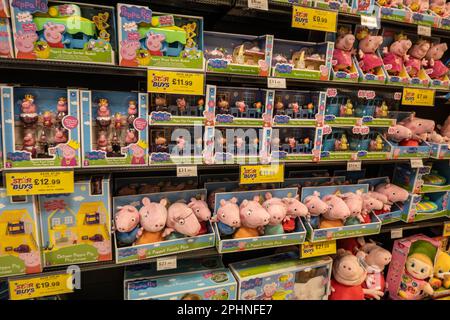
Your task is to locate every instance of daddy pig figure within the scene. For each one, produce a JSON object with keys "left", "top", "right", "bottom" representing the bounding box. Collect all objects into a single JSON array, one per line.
[
  {"left": 425, "top": 43, "right": 449, "bottom": 80},
  {"left": 383, "top": 34, "right": 412, "bottom": 76},
  {"left": 333, "top": 28, "right": 356, "bottom": 73}
]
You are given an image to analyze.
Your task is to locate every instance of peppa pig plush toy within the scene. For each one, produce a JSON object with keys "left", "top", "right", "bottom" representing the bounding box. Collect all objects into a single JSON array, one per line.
[
  {"left": 425, "top": 42, "right": 449, "bottom": 80},
  {"left": 333, "top": 27, "right": 356, "bottom": 73},
  {"left": 262, "top": 193, "right": 287, "bottom": 235},
  {"left": 320, "top": 194, "right": 351, "bottom": 228},
  {"left": 386, "top": 124, "right": 413, "bottom": 143},
  {"left": 135, "top": 197, "right": 168, "bottom": 245},
  {"left": 163, "top": 202, "right": 201, "bottom": 239},
  {"left": 188, "top": 198, "right": 211, "bottom": 235},
  {"left": 211, "top": 197, "right": 240, "bottom": 236},
  {"left": 357, "top": 29, "right": 384, "bottom": 74},
  {"left": 115, "top": 205, "right": 141, "bottom": 246},
  {"left": 405, "top": 39, "right": 430, "bottom": 77},
  {"left": 398, "top": 113, "right": 435, "bottom": 143},
  {"left": 282, "top": 196, "right": 309, "bottom": 233},
  {"left": 374, "top": 183, "right": 409, "bottom": 205},
  {"left": 234, "top": 195, "right": 270, "bottom": 239},
  {"left": 340, "top": 191, "right": 365, "bottom": 225},
  {"left": 383, "top": 34, "right": 412, "bottom": 76}
]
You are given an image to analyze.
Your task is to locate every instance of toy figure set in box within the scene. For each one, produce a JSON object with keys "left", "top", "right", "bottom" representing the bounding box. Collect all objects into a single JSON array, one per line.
[
  {"left": 81, "top": 90, "right": 148, "bottom": 167},
  {"left": 375, "top": 0, "right": 441, "bottom": 27},
  {"left": 270, "top": 127, "right": 322, "bottom": 162},
  {"left": 430, "top": 235, "right": 450, "bottom": 299},
  {"left": 204, "top": 32, "right": 273, "bottom": 76},
  {"left": 0, "top": 16, "right": 13, "bottom": 58},
  {"left": 39, "top": 176, "right": 112, "bottom": 267},
  {"left": 117, "top": 3, "right": 204, "bottom": 70},
  {"left": 10, "top": 0, "right": 117, "bottom": 64},
  {"left": 1, "top": 86, "right": 80, "bottom": 169}
]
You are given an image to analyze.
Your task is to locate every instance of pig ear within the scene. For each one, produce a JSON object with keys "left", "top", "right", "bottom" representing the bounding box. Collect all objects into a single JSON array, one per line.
[
  {"left": 230, "top": 197, "right": 238, "bottom": 204},
  {"left": 355, "top": 250, "right": 367, "bottom": 260},
  {"left": 241, "top": 199, "right": 249, "bottom": 206},
  {"left": 158, "top": 34, "right": 166, "bottom": 41},
  {"left": 322, "top": 195, "right": 332, "bottom": 202},
  {"left": 282, "top": 197, "right": 291, "bottom": 204},
  {"left": 57, "top": 24, "right": 65, "bottom": 32},
  {"left": 313, "top": 191, "right": 321, "bottom": 197},
  {"left": 304, "top": 196, "right": 312, "bottom": 203},
  {"left": 142, "top": 197, "right": 151, "bottom": 206},
  {"left": 219, "top": 199, "right": 227, "bottom": 207},
  {"left": 295, "top": 194, "right": 299, "bottom": 201},
  {"left": 160, "top": 198, "right": 168, "bottom": 207}
]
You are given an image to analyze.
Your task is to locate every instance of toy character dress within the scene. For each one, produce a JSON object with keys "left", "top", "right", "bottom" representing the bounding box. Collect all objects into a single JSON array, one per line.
[
  {"left": 360, "top": 53, "right": 383, "bottom": 73},
  {"left": 333, "top": 49, "right": 352, "bottom": 70},
  {"left": 383, "top": 52, "right": 404, "bottom": 74},
  {"left": 405, "top": 57, "right": 422, "bottom": 77},
  {"left": 427, "top": 60, "right": 449, "bottom": 79},
  {"left": 329, "top": 279, "right": 365, "bottom": 300}
]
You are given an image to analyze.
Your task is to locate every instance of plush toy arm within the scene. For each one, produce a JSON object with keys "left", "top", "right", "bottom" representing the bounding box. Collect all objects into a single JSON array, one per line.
[
  {"left": 423, "top": 282, "right": 434, "bottom": 296},
  {"left": 363, "top": 288, "right": 384, "bottom": 300},
  {"left": 137, "top": 227, "right": 143, "bottom": 238},
  {"left": 358, "top": 49, "right": 364, "bottom": 59},
  {"left": 162, "top": 227, "right": 175, "bottom": 237},
  {"left": 382, "top": 47, "right": 388, "bottom": 54}
]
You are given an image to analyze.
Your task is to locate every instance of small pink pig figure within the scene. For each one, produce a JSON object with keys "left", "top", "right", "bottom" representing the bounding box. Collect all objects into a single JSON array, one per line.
[
  {"left": 425, "top": 43, "right": 449, "bottom": 80},
  {"left": 405, "top": 40, "right": 430, "bottom": 77},
  {"left": 56, "top": 97, "right": 68, "bottom": 123},
  {"left": 303, "top": 191, "right": 328, "bottom": 216},
  {"left": 235, "top": 100, "right": 246, "bottom": 113},
  {"left": 120, "top": 40, "right": 140, "bottom": 67},
  {"left": 322, "top": 194, "right": 351, "bottom": 222},
  {"left": 262, "top": 193, "right": 287, "bottom": 235},
  {"left": 333, "top": 31, "right": 356, "bottom": 72},
  {"left": 357, "top": 33, "right": 384, "bottom": 74},
  {"left": 383, "top": 37, "right": 412, "bottom": 76},
  {"left": 211, "top": 197, "right": 240, "bottom": 236},
  {"left": 43, "top": 22, "right": 66, "bottom": 48},
  {"left": 163, "top": 202, "right": 201, "bottom": 238},
  {"left": 135, "top": 197, "right": 168, "bottom": 245},
  {"left": 146, "top": 32, "right": 165, "bottom": 56},
  {"left": 97, "top": 132, "right": 108, "bottom": 152},
  {"left": 234, "top": 195, "right": 270, "bottom": 239},
  {"left": 125, "top": 130, "right": 138, "bottom": 145},
  {"left": 14, "top": 31, "right": 38, "bottom": 60},
  {"left": 20, "top": 94, "right": 38, "bottom": 127},
  {"left": 22, "top": 132, "right": 37, "bottom": 158},
  {"left": 114, "top": 205, "right": 141, "bottom": 246},
  {"left": 374, "top": 183, "right": 409, "bottom": 204},
  {"left": 54, "top": 128, "right": 68, "bottom": 144},
  {"left": 188, "top": 198, "right": 212, "bottom": 235},
  {"left": 59, "top": 143, "right": 77, "bottom": 167},
  {"left": 129, "top": 143, "right": 145, "bottom": 165}
]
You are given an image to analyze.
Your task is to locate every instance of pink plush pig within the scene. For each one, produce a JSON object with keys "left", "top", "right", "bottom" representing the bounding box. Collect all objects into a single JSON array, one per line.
[
  {"left": 211, "top": 197, "right": 240, "bottom": 236},
  {"left": 304, "top": 191, "right": 329, "bottom": 216},
  {"left": 188, "top": 198, "right": 211, "bottom": 235},
  {"left": 358, "top": 33, "right": 384, "bottom": 74},
  {"left": 115, "top": 205, "right": 141, "bottom": 246},
  {"left": 438, "top": 115, "right": 450, "bottom": 138},
  {"left": 163, "top": 202, "right": 201, "bottom": 238},
  {"left": 362, "top": 193, "right": 384, "bottom": 213},
  {"left": 333, "top": 31, "right": 356, "bottom": 72},
  {"left": 263, "top": 193, "right": 287, "bottom": 235},
  {"left": 341, "top": 191, "right": 365, "bottom": 223},
  {"left": 399, "top": 114, "right": 435, "bottom": 141},
  {"left": 387, "top": 124, "right": 413, "bottom": 142},
  {"left": 281, "top": 196, "right": 309, "bottom": 233},
  {"left": 405, "top": 40, "right": 430, "bottom": 77},
  {"left": 367, "top": 191, "right": 391, "bottom": 210},
  {"left": 322, "top": 194, "right": 351, "bottom": 222},
  {"left": 234, "top": 195, "right": 270, "bottom": 239},
  {"left": 135, "top": 197, "right": 168, "bottom": 245},
  {"left": 375, "top": 183, "right": 409, "bottom": 204},
  {"left": 425, "top": 43, "right": 449, "bottom": 80},
  {"left": 383, "top": 37, "right": 412, "bottom": 76}
]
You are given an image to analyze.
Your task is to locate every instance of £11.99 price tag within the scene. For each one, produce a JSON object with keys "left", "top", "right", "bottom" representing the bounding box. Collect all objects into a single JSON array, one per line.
[
  {"left": 177, "top": 165, "right": 198, "bottom": 177},
  {"left": 418, "top": 25, "right": 431, "bottom": 37},
  {"left": 147, "top": 69, "right": 205, "bottom": 96}
]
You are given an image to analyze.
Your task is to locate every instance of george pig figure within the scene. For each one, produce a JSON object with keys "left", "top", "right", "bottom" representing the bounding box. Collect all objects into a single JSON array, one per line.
[
  {"left": 262, "top": 193, "right": 287, "bottom": 235},
  {"left": 115, "top": 205, "right": 141, "bottom": 246},
  {"left": 211, "top": 197, "right": 240, "bottom": 236}
]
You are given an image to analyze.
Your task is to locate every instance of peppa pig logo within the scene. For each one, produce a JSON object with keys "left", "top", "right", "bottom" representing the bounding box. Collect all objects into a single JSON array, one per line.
[
  {"left": 208, "top": 59, "right": 228, "bottom": 69},
  {"left": 62, "top": 115, "right": 78, "bottom": 130},
  {"left": 380, "top": 7, "right": 394, "bottom": 15},
  {"left": 362, "top": 116, "right": 374, "bottom": 123},
  {"left": 273, "top": 115, "right": 290, "bottom": 124},
  {"left": 150, "top": 111, "right": 171, "bottom": 122},
  {"left": 320, "top": 151, "right": 330, "bottom": 158},
  {"left": 410, "top": 78, "right": 421, "bottom": 85},
  {"left": 412, "top": 13, "right": 424, "bottom": 22},
  {"left": 7, "top": 151, "right": 30, "bottom": 161},
  {"left": 275, "top": 64, "right": 292, "bottom": 74},
  {"left": 328, "top": 1, "right": 340, "bottom": 10},
  {"left": 129, "top": 280, "right": 157, "bottom": 291},
  {"left": 365, "top": 74, "right": 376, "bottom": 81},
  {"left": 11, "top": 0, "right": 48, "bottom": 13},
  {"left": 86, "top": 151, "right": 106, "bottom": 160},
  {"left": 390, "top": 76, "right": 400, "bottom": 82},
  {"left": 222, "top": 241, "right": 240, "bottom": 249},
  {"left": 442, "top": 19, "right": 450, "bottom": 26},
  {"left": 324, "top": 114, "right": 336, "bottom": 121},
  {"left": 120, "top": 5, "right": 152, "bottom": 23},
  {"left": 357, "top": 150, "right": 367, "bottom": 157},
  {"left": 241, "top": 278, "right": 263, "bottom": 290},
  {"left": 216, "top": 114, "right": 234, "bottom": 123},
  {"left": 118, "top": 247, "right": 138, "bottom": 257},
  {"left": 151, "top": 152, "right": 170, "bottom": 162},
  {"left": 335, "top": 71, "right": 349, "bottom": 78},
  {"left": 133, "top": 117, "right": 147, "bottom": 131}
]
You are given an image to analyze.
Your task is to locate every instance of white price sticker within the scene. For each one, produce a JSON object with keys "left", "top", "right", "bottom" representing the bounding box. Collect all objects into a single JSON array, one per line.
[
  {"left": 177, "top": 165, "right": 198, "bottom": 177},
  {"left": 347, "top": 161, "right": 362, "bottom": 171},
  {"left": 410, "top": 159, "right": 424, "bottom": 168},
  {"left": 156, "top": 256, "right": 177, "bottom": 271},
  {"left": 361, "top": 14, "right": 379, "bottom": 29},
  {"left": 418, "top": 25, "right": 431, "bottom": 37},
  {"left": 267, "top": 77, "right": 287, "bottom": 89},
  {"left": 248, "top": 0, "right": 268, "bottom": 10},
  {"left": 391, "top": 228, "right": 403, "bottom": 239}
]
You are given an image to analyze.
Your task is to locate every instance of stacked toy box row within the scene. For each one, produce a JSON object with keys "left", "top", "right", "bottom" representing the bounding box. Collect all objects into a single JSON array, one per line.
[{"left": 0, "top": 0, "right": 13, "bottom": 59}]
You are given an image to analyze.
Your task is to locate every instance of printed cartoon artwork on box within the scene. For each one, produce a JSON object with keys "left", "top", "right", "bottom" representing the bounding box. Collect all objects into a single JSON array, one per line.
[
  {"left": 39, "top": 176, "right": 112, "bottom": 267},
  {"left": 10, "top": 0, "right": 116, "bottom": 64},
  {"left": 1, "top": 86, "right": 80, "bottom": 169},
  {"left": 0, "top": 0, "right": 10, "bottom": 18},
  {"left": 0, "top": 17, "right": 13, "bottom": 58}
]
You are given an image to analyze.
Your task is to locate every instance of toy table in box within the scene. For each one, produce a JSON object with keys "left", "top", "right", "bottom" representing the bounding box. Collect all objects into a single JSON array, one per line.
[
  {"left": 81, "top": 90, "right": 148, "bottom": 167},
  {"left": 204, "top": 32, "right": 273, "bottom": 76},
  {"left": 126, "top": 268, "right": 237, "bottom": 300},
  {"left": 117, "top": 3, "right": 204, "bottom": 71},
  {"left": 271, "top": 39, "right": 333, "bottom": 81},
  {"left": 0, "top": 190, "right": 42, "bottom": 277},
  {"left": 39, "top": 176, "right": 111, "bottom": 267},
  {"left": 430, "top": 141, "right": 450, "bottom": 159},
  {"left": 410, "top": 191, "right": 449, "bottom": 222},
  {"left": 0, "top": 17, "right": 13, "bottom": 58},
  {"left": 213, "top": 188, "right": 306, "bottom": 253},
  {"left": 10, "top": 1, "right": 116, "bottom": 64},
  {"left": 300, "top": 184, "right": 382, "bottom": 242},
  {"left": 1, "top": 86, "right": 81, "bottom": 169},
  {"left": 396, "top": 162, "right": 450, "bottom": 194},
  {"left": 229, "top": 251, "right": 332, "bottom": 300},
  {"left": 113, "top": 189, "right": 215, "bottom": 264}
]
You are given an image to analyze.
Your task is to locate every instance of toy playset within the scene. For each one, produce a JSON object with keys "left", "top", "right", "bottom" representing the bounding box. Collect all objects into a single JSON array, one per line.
[
  {"left": 0, "top": 17, "right": 13, "bottom": 58},
  {"left": 271, "top": 38, "right": 333, "bottom": 81},
  {"left": 406, "top": 0, "right": 440, "bottom": 27},
  {"left": 1, "top": 86, "right": 80, "bottom": 169},
  {"left": 0, "top": 191, "right": 42, "bottom": 277},
  {"left": 117, "top": 3, "right": 203, "bottom": 70},
  {"left": 300, "top": 184, "right": 383, "bottom": 242},
  {"left": 314, "top": 0, "right": 353, "bottom": 12},
  {"left": 381, "top": 30, "right": 413, "bottom": 85},
  {"left": 204, "top": 32, "right": 273, "bottom": 76},
  {"left": 80, "top": 90, "right": 148, "bottom": 167},
  {"left": 10, "top": 1, "right": 117, "bottom": 64},
  {"left": 212, "top": 188, "right": 307, "bottom": 253},
  {"left": 375, "top": 0, "right": 411, "bottom": 24},
  {"left": 113, "top": 189, "right": 215, "bottom": 264},
  {"left": 39, "top": 176, "right": 111, "bottom": 267},
  {"left": 229, "top": 251, "right": 332, "bottom": 300},
  {"left": 328, "top": 25, "right": 359, "bottom": 82}
]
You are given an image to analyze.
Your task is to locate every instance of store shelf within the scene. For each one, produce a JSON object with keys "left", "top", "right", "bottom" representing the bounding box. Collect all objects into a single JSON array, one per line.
[{"left": 379, "top": 216, "right": 449, "bottom": 234}]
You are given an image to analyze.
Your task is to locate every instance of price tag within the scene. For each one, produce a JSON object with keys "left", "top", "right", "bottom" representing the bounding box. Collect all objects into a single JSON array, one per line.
[
  {"left": 402, "top": 87, "right": 435, "bottom": 106},
  {"left": 248, "top": 0, "right": 268, "bottom": 10},
  {"left": 267, "top": 77, "right": 286, "bottom": 89},
  {"left": 147, "top": 70, "right": 204, "bottom": 95},
  {"left": 347, "top": 161, "right": 362, "bottom": 171},
  {"left": 300, "top": 240, "right": 337, "bottom": 258},
  {"left": 240, "top": 164, "right": 285, "bottom": 184},
  {"left": 9, "top": 273, "right": 73, "bottom": 300},
  {"left": 292, "top": 6, "right": 337, "bottom": 32},
  {"left": 157, "top": 256, "right": 177, "bottom": 271},
  {"left": 361, "top": 14, "right": 379, "bottom": 29},
  {"left": 5, "top": 170, "right": 74, "bottom": 196},
  {"left": 418, "top": 25, "right": 431, "bottom": 37},
  {"left": 443, "top": 222, "right": 450, "bottom": 237},
  {"left": 391, "top": 228, "right": 403, "bottom": 239},
  {"left": 410, "top": 159, "right": 424, "bottom": 168},
  {"left": 177, "top": 165, "right": 197, "bottom": 177}
]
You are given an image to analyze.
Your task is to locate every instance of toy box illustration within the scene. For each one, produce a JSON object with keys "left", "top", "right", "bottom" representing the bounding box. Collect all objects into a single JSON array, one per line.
[
  {"left": 117, "top": 3, "right": 203, "bottom": 71},
  {"left": 327, "top": 25, "right": 359, "bottom": 83},
  {"left": 113, "top": 189, "right": 215, "bottom": 264},
  {"left": 0, "top": 191, "right": 42, "bottom": 277},
  {"left": 380, "top": 30, "right": 412, "bottom": 86},
  {"left": 213, "top": 188, "right": 307, "bottom": 254},
  {"left": 300, "top": 184, "right": 382, "bottom": 242},
  {"left": 39, "top": 176, "right": 111, "bottom": 267},
  {"left": 204, "top": 32, "right": 273, "bottom": 76},
  {"left": 1, "top": 86, "right": 80, "bottom": 169},
  {"left": 374, "top": 2, "right": 411, "bottom": 23},
  {"left": 229, "top": 252, "right": 332, "bottom": 300},
  {"left": 126, "top": 268, "right": 237, "bottom": 300},
  {"left": 271, "top": 39, "right": 333, "bottom": 81},
  {"left": 81, "top": 90, "right": 148, "bottom": 167},
  {"left": 407, "top": 6, "right": 440, "bottom": 27},
  {"left": 0, "top": 17, "right": 13, "bottom": 58},
  {"left": 10, "top": 0, "right": 116, "bottom": 64},
  {"left": 351, "top": 0, "right": 376, "bottom": 14}
]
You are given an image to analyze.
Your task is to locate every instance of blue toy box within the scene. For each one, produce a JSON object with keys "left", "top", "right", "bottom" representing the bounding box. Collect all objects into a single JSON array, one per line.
[
  {"left": 1, "top": 86, "right": 81, "bottom": 169},
  {"left": 0, "top": 17, "right": 13, "bottom": 58}
]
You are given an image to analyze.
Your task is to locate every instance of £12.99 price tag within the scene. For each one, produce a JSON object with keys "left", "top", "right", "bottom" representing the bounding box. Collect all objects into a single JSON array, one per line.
[{"left": 5, "top": 170, "right": 74, "bottom": 196}]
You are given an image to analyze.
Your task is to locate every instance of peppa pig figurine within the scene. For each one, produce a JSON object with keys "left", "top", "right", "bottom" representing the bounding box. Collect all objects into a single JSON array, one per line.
[
  {"left": 96, "top": 98, "right": 111, "bottom": 130},
  {"left": 54, "top": 127, "right": 68, "bottom": 144},
  {"left": 211, "top": 197, "right": 240, "bottom": 236},
  {"left": 425, "top": 43, "right": 449, "bottom": 80},
  {"left": 55, "top": 97, "right": 68, "bottom": 125},
  {"left": 43, "top": 22, "right": 66, "bottom": 48},
  {"left": 405, "top": 39, "right": 430, "bottom": 77},
  {"left": 135, "top": 198, "right": 168, "bottom": 245},
  {"left": 333, "top": 28, "right": 356, "bottom": 73},
  {"left": 177, "top": 97, "right": 187, "bottom": 114},
  {"left": 282, "top": 196, "right": 309, "bottom": 233},
  {"left": 234, "top": 195, "right": 270, "bottom": 239},
  {"left": 97, "top": 132, "right": 108, "bottom": 152},
  {"left": 236, "top": 100, "right": 246, "bottom": 114},
  {"left": 163, "top": 202, "right": 201, "bottom": 239},
  {"left": 125, "top": 130, "right": 138, "bottom": 145},
  {"left": 262, "top": 193, "right": 287, "bottom": 235},
  {"left": 20, "top": 94, "right": 38, "bottom": 128},
  {"left": 114, "top": 205, "right": 141, "bottom": 246},
  {"left": 127, "top": 100, "right": 137, "bottom": 127},
  {"left": 357, "top": 30, "right": 384, "bottom": 74},
  {"left": 188, "top": 198, "right": 211, "bottom": 235},
  {"left": 146, "top": 32, "right": 166, "bottom": 56},
  {"left": 383, "top": 34, "right": 412, "bottom": 76}
]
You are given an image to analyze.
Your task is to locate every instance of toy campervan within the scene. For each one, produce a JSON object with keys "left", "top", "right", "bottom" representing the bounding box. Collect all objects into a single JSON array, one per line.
[
  {"left": 10, "top": 1, "right": 116, "bottom": 64},
  {"left": 1, "top": 86, "right": 81, "bottom": 169},
  {"left": 39, "top": 176, "right": 111, "bottom": 267},
  {"left": 0, "top": 17, "right": 13, "bottom": 58}
]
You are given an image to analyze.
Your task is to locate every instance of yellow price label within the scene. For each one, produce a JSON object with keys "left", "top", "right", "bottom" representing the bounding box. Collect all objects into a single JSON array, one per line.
[
  {"left": 9, "top": 273, "right": 73, "bottom": 300},
  {"left": 443, "top": 222, "right": 450, "bottom": 237},
  {"left": 5, "top": 170, "right": 74, "bottom": 196},
  {"left": 292, "top": 6, "right": 337, "bottom": 32},
  {"left": 240, "top": 164, "right": 284, "bottom": 184},
  {"left": 401, "top": 87, "right": 435, "bottom": 106},
  {"left": 300, "top": 240, "right": 337, "bottom": 258},
  {"left": 147, "top": 69, "right": 204, "bottom": 95}
]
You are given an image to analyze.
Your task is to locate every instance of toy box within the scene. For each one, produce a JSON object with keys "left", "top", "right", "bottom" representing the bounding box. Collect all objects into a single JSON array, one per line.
[
  {"left": 0, "top": 0, "right": 9, "bottom": 18},
  {"left": 429, "top": 141, "right": 450, "bottom": 159},
  {"left": 126, "top": 268, "right": 237, "bottom": 300},
  {"left": 0, "top": 191, "right": 42, "bottom": 277},
  {"left": 1, "top": 86, "right": 81, "bottom": 169},
  {"left": 0, "top": 17, "right": 13, "bottom": 58},
  {"left": 80, "top": 90, "right": 148, "bottom": 167},
  {"left": 374, "top": 4, "right": 411, "bottom": 23},
  {"left": 229, "top": 251, "right": 332, "bottom": 300},
  {"left": 430, "top": 238, "right": 450, "bottom": 299},
  {"left": 300, "top": 184, "right": 382, "bottom": 242},
  {"left": 387, "top": 234, "right": 440, "bottom": 300},
  {"left": 117, "top": 3, "right": 203, "bottom": 71},
  {"left": 408, "top": 8, "right": 440, "bottom": 27},
  {"left": 395, "top": 162, "right": 450, "bottom": 194},
  {"left": 271, "top": 39, "right": 333, "bottom": 81},
  {"left": 39, "top": 176, "right": 111, "bottom": 267},
  {"left": 314, "top": 0, "right": 353, "bottom": 12},
  {"left": 327, "top": 25, "right": 359, "bottom": 83},
  {"left": 204, "top": 32, "right": 273, "bottom": 76},
  {"left": 10, "top": 1, "right": 116, "bottom": 64},
  {"left": 439, "top": 15, "right": 450, "bottom": 30},
  {"left": 412, "top": 191, "right": 449, "bottom": 221},
  {"left": 213, "top": 188, "right": 306, "bottom": 253},
  {"left": 380, "top": 30, "right": 412, "bottom": 86},
  {"left": 113, "top": 189, "right": 215, "bottom": 264}
]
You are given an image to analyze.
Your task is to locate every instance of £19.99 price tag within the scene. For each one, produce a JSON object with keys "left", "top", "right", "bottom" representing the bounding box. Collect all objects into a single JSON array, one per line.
[{"left": 9, "top": 273, "right": 73, "bottom": 300}]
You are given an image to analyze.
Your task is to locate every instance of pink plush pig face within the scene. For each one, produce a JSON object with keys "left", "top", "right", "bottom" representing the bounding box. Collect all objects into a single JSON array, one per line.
[
  {"left": 390, "top": 39, "right": 412, "bottom": 57},
  {"left": 375, "top": 183, "right": 409, "bottom": 203},
  {"left": 402, "top": 117, "right": 435, "bottom": 135},
  {"left": 359, "top": 242, "right": 392, "bottom": 269},
  {"left": 333, "top": 251, "right": 366, "bottom": 286},
  {"left": 239, "top": 196, "right": 270, "bottom": 228},
  {"left": 19, "top": 251, "right": 41, "bottom": 268},
  {"left": 342, "top": 193, "right": 363, "bottom": 217},
  {"left": 167, "top": 202, "right": 201, "bottom": 236},
  {"left": 57, "top": 100, "right": 67, "bottom": 112},
  {"left": 0, "top": 40, "right": 10, "bottom": 55},
  {"left": 409, "top": 41, "right": 431, "bottom": 59},
  {"left": 283, "top": 197, "right": 309, "bottom": 218},
  {"left": 426, "top": 43, "right": 448, "bottom": 60},
  {"left": 359, "top": 35, "right": 383, "bottom": 54},
  {"left": 15, "top": 31, "right": 38, "bottom": 53},
  {"left": 215, "top": 198, "right": 240, "bottom": 227},
  {"left": 139, "top": 197, "right": 168, "bottom": 232},
  {"left": 387, "top": 124, "right": 412, "bottom": 142},
  {"left": 304, "top": 191, "right": 328, "bottom": 216},
  {"left": 43, "top": 22, "right": 65, "bottom": 44},
  {"left": 115, "top": 205, "right": 140, "bottom": 232},
  {"left": 265, "top": 202, "right": 287, "bottom": 226},
  {"left": 188, "top": 198, "right": 211, "bottom": 221},
  {"left": 336, "top": 34, "right": 355, "bottom": 51},
  {"left": 362, "top": 194, "right": 384, "bottom": 211},
  {"left": 120, "top": 40, "right": 140, "bottom": 60},
  {"left": 146, "top": 33, "right": 165, "bottom": 51},
  {"left": 322, "top": 194, "right": 351, "bottom": 221}
]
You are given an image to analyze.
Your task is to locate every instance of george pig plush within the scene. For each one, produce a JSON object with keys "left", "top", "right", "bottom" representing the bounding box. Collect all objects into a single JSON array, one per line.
[
  {"left": 357, "top": 29, "right": 384, "bottom": 74},
  {"left": 382, "top": 34, "right": 412, "bottom": 76},
  {"left": 188, "top": 198, "right": 211, "bottom": 235},
  {"left": 425, "top": 43, "right": 449, "bottom": 80},
  {"left": 135, "top": 198, "right": 168, "bottom": 245},
  {"left": 340, "top": 191, "right": 365, "bottom": 225},
  {"left": 262, "top": 193, "right": 287, "bottom": 235},
  {"left": 234, "top": 195, "right": 270, "bottom": 239},
  {"left": 405, "top": 39, "right": 430, "bottom": 77},
  {"left": 211, "top": 197, "right": 241, "bottom": 236},
  {"left": 115, "top": 205, "right": 141, "bottom": 246},
  {"left": 163, "top": 202, "right": 201, "bottom": 239},
  {"left": 374, "top": 183, "right": 409, "bottom": 205},
  {"left": 332, "top": 27, "right": 356, "bottom": 73}
]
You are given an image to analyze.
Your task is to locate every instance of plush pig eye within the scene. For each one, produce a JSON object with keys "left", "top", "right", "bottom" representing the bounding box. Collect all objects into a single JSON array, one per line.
[
  {"left": 311, "top": 205, "right": 315, "bottom": 209},
  {"left": 221, "top": 213, "right": 225, "bottom": 218},
  {"left": 179, "top": 219, "right": 185, "bottom": 225},
  {"left": 246, "top": 210, "right": 252, "bottom": 216},
  {"left": 131, "top": 218, "right": 135, "bottom": 222}
]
